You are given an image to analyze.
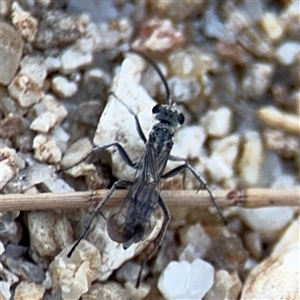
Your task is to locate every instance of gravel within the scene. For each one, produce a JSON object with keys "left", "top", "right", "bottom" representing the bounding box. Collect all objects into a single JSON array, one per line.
[{"left": 0, "top": 1, "right": 299, "bottom": 299}]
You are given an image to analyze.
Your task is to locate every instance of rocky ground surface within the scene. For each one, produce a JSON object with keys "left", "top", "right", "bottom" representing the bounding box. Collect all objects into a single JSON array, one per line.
[{"left": 0, "top": 1, "right": 299, "bottom": 299}]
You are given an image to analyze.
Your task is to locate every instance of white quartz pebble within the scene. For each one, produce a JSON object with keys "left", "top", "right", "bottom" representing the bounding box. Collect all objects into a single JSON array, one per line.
[
  {"left": 158, "top": 259, "right": 214, "bottom": 299},
  {"left": 276, "top": 41, "right": 300, "bottom": 65},
  {"left": 238, "top": 206, "right": 295, "bottom": 242},
  {"left": 51, "top": 76, "right": 78, "bottom": 98},
  {"left": 202, "top": 107, "right": 232, "bottom": 138},
  {"left": 30, "top": 111, "right": 57, "bottom": 133}
]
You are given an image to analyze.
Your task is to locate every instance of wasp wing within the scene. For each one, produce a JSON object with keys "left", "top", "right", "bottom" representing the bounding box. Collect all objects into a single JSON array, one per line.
[
  {"left": 107, "top": 179, "right": 159, "bottom": 247},
  {"left": 107, "top": 133, "right": 172, "bottom": 247}
]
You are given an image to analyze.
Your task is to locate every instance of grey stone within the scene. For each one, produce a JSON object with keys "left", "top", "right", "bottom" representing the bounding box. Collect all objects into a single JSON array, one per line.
[{"left": 0, "top": 22, "right": 23, "bottom": 85}]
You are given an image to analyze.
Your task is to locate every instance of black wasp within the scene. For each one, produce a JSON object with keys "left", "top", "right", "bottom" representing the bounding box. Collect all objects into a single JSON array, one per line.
[{"left": 67, "top": 49, "right": 225, "bottom": 288}]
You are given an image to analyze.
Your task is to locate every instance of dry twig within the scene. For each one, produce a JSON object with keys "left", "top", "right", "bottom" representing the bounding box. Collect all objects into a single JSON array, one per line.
[{"left": 1, "top": 188, "right": 299, "bottom": 212}]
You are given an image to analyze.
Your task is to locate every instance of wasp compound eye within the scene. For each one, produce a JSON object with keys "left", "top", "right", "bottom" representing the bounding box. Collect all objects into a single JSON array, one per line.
[
  {"left": 152, "top": 104, "right": 161, "bottom": 114},
  {"left": 178, "top": 113, "right": 185, "bottom": 125}
]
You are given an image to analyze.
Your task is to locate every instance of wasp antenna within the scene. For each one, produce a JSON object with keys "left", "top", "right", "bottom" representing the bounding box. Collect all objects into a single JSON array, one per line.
[{"left": 128, "top": 49, "right": 171, "bottom": 106}]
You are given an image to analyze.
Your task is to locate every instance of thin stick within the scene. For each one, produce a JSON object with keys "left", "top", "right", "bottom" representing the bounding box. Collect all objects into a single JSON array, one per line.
[{"left": 0, "top": 189, "right": 299, "bottom": 212}]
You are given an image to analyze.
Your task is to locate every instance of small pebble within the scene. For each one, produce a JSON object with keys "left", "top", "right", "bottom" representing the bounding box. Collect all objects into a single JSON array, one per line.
[
  {"left": 27, "top": 211, "right": 64, "bottom": 257},
  {"left": 8, "top": 74, "right": 43, "bottom": 108},
  {"left": 115, "top": 261, "right": 143, "bottom": 283},
  {"left": 0, "top": 90, "right": 27, "bottom": 116},
  {"left": 51, "top": 76, "right": 78, "bottom": 98},
  {"left": 84, "top": 68, "right": 111, "bottom": 87},
  {"left": 19, "top": 55, "right": 47, "bottom": 88},
  {"left": 62, "top": 161, "right": 97, "bottom": 179},
  {"left": 33, "top": 134, "right": 62, "bottom": 164},
  {"left": 0, "top": 262, "right": 19, "bottom": 286},
  {"left": 14, "top": 282, "right": 45, "bottom": 300},
  {"left": 61, "top": 137, "right": 93, "bottom": 169},
  {"left": 216, "top": 42, "right": 250, "bottom": 65},
  {"left": 0, "top": 211, "right": 20, "bottom": 243},
  {"left": 211, "top": 133, "right": 240, "bottom": 163},
  {"left": 204, "top": 270, "right": 242, "bottom": 300},
  {"left": 238, "top": 131, "right": 264, "bottom": 187},
  {"left": 271, "top": 83, "right": 289, "bottom": 108},
  {"left": 225, "top": 2, "right": 272, "bottom": 57},
  {"left": 202, "top": 107, "right": 232, "bottom": 138},
  {"left": 0, "top": 22, "right": 23, "bottom": 85},
  {"left": 263, "top": 129, "right": 299, "bottom": 159},
  {"left": 33, "top": 94, "right": 68, "bottom": 124},
  {"left": 281, "top": 0, "right": 300, "bottom": 39},
  {"left": 168, "top": 46, "right": 218, "bottom": 79},
  {"left": 167, "top": 76, "right": 201, "bottom": 103},
  {"left": 158, "top": 259, "right": 214, "bottom": 300},
  {"left": 0, "top": 281, "right": 10, "bottom": 300},
  {"left": 132, "top": 17, "right": 185, "bottom": 52},
  {"left": 77, "top": 101, "right": 103, "bottom": 126},
  {"left": 276, "top": 41, "right": 300, "bottom": 65},
  {"left": 124, "top": 281, "right": 151, "bottom": 300},
  {"left": 95, "top": 18, "right": 133, "bottom": 51},
  {"left": 172, "top": 125, "right": 206, "bottom": 159},
  {"left": 34, "top": 10, "right": 89, "bottom": 49},
  {"left": 258, "top": 151, "right": 283, "bottom": 187},
  {"left": 0, "top": 114, "right": 24, "bottom": 138},
  {"left": 242, "top": 62, "right": 274, "bottom": 99},
  {"left": 60, "top": 38, "right": 94, "bottom": 74},
  {"left": 1, "top": 256, "right": 45, "bottom": 283},
  {"left": 12, "top": 161, "right": 57, "bottom": 192},
  {"left": 243, "top": 231, "right": 263, "bottom": 260},
  {"left": 0, "top": 241, "right": 4, "bottom": 255},
  {"left": 41, "top": 172, "right": 75, "bottom": 193},
  {"left": 82, "top": 282, "right": 131, "bottom": 300},
  {"left": 3, "top": 243, "right": 27, "bottom": 259},
  {"left": 0, "top": 0, "right": 11, "bottom": 17},
  {"left": 0, "top": 147, "right": 18, "bottom": 190},
  {"left": 150, "top": 0, "right": 206, "bottom": 21},
  {"left": 238, "top": 206, "right": 295, "bottom": 242},
  {"left": 205, "top": 233, "right": 248, "bottom": 271},
  {"left": 178, "top": 223, "right": 212, "bottom": 262},
  {"left": 205, "top": 153, "right": 234, "bottom": 185},
  {"left": 206, "top": 134, "right": 240, "bottom": 184},
  {"left": 53, "top": 214, "right": 74, "bottom": 250},
  {"left": 45, "top": 56, "right": 62, "bottom": 73},
  {"left": 49, "top": 240, "right": 101, "bottom": 300},
  {"left": 11, "top": 2, "right": 38, "bottom": 42},
  {"left": 260, "top": 12, "right": 284, "bottom": 41},
  {"left": 202, "top": 4, "right": 234, "bottom": 42},
  {"left": 272, "top": 173, "right": 299, "bottom": 189},
  {"left": 30, "top": 111, "right": 58, "bottom": 133}
]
